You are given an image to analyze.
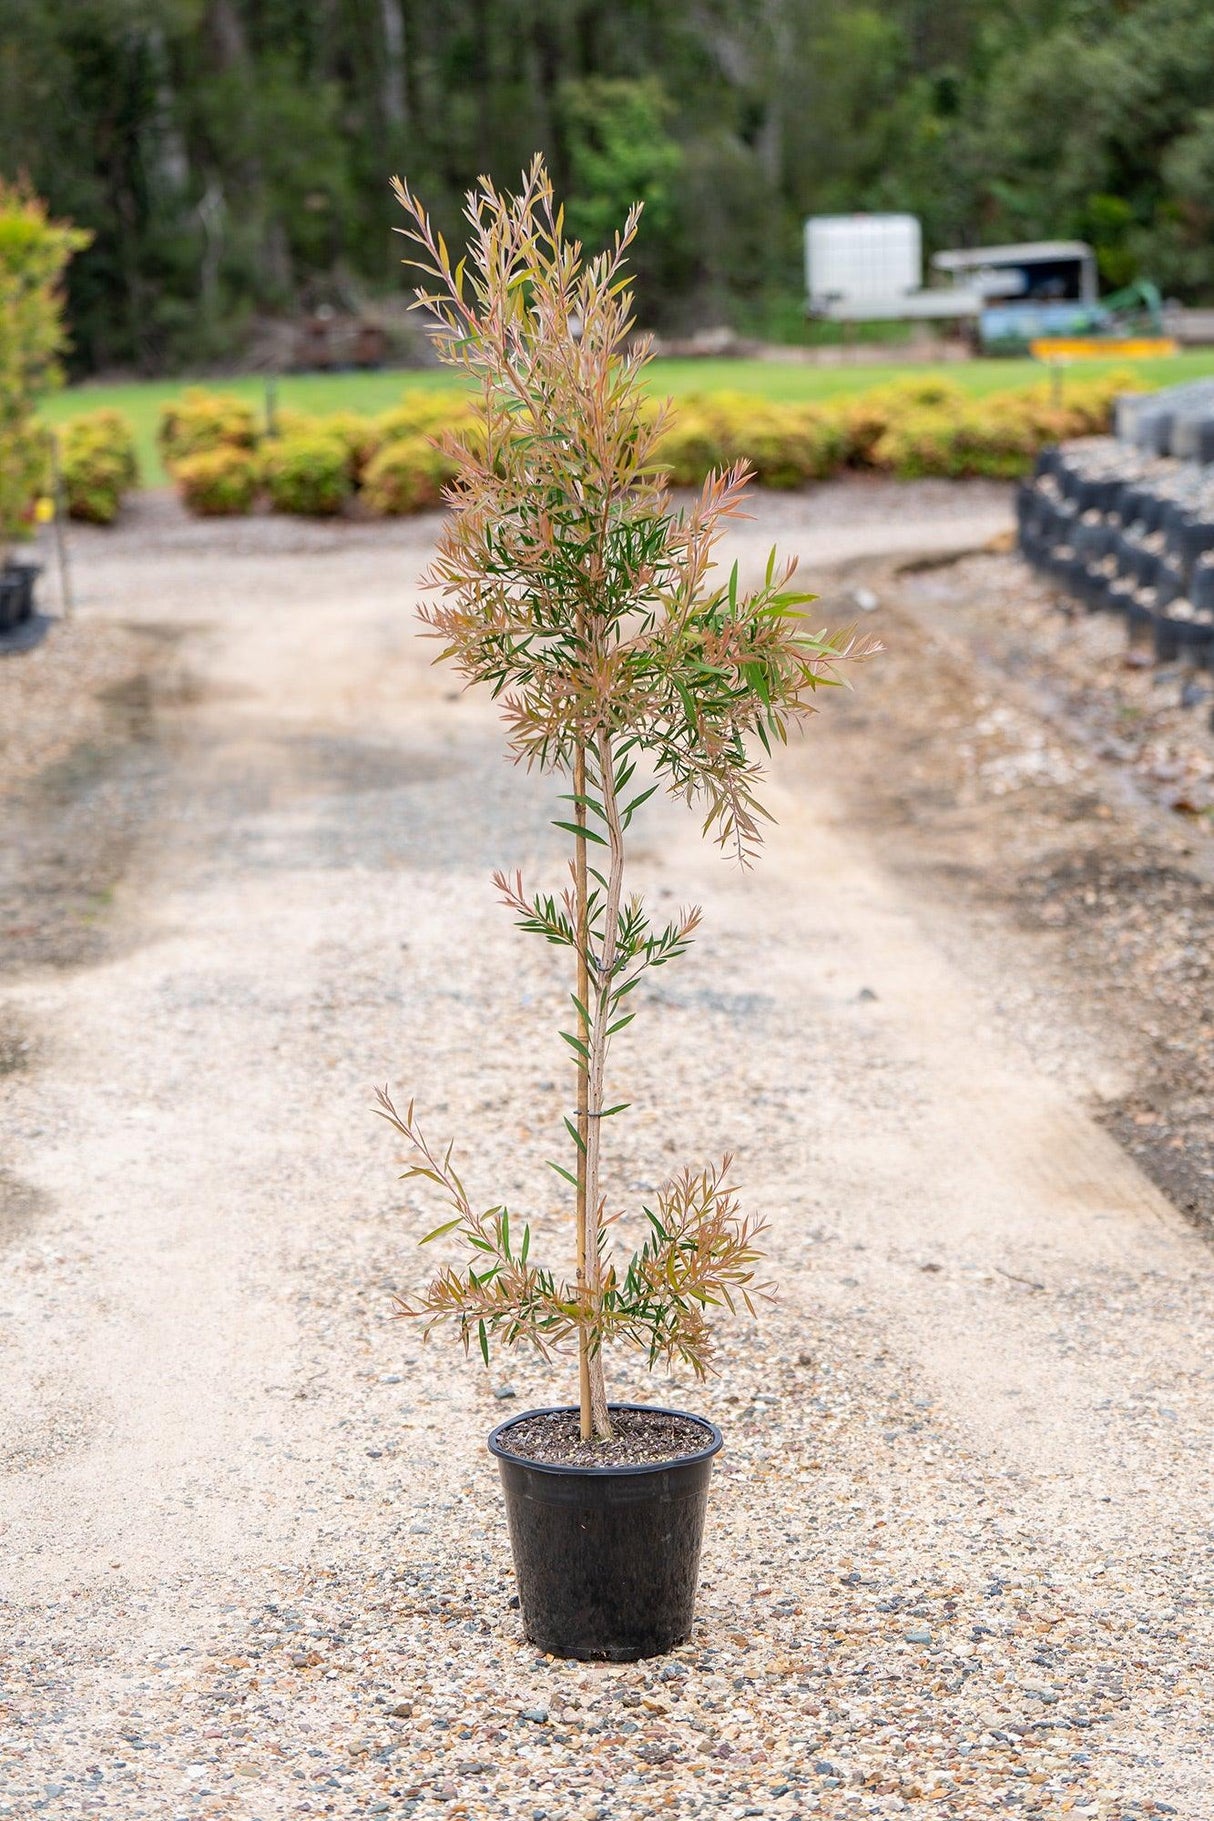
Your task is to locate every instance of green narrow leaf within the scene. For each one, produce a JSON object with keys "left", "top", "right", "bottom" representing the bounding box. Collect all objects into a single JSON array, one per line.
[
  {"left": 419, "top": 1217, "right": 463, "bottom": 1245},
  {"left": 478, "top": 1319, "right": 489, "bottom": 1367},
  {"left": 547, "top": 1160, "right": 578, "bottom": 1187},
  {"left": 563, "top": 1114, "right": 586, "bottom": 1154},
  {"left": 621, "top": 783, "right": 658, "bottom": 828},
  {"left": 559, "top": 1030, "right": 590, "bottom": 1060},
  {"left": 553, "top": 819, "right": 607, "bottom": 846},
  {"left": 562, "top": 791, "right": 607, "bottom": 818},
  {"left": 500, "top": 1208, "right": 510, "bottom": 1261},
  {"left": 606, "top": 1012, "right": 636, "bottom": 1037}
]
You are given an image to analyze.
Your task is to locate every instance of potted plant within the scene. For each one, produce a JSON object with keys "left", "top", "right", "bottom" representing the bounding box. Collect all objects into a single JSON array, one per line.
[
  {"left": 0, "top": 181, "right": 89, "bottom": 628},
  {"left": 378, "top": 158, "right": 874, "bottom": 1661}
]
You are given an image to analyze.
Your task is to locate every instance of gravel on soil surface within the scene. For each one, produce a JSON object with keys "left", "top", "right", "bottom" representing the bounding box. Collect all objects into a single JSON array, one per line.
[
  {"left": 6, "top": 485, "right": 1214, "bottom": 1820},
  {"left": 498, "top": 1409, "right": 715, "bottom": 1467}
]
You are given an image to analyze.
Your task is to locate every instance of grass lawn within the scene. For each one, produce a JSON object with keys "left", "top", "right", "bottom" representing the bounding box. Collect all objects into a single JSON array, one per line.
[{"left": 41, "top": 350, "right": 1214, "bottom": 487}]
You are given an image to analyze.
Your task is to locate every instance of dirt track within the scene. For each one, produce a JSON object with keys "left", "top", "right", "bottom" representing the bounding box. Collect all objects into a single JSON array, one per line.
[{"left": 3, "top": 481, "right": 1214, "bottom": 1820}]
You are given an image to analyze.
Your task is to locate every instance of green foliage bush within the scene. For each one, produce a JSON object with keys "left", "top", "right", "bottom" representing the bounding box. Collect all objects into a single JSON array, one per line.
[
  {"left": 649, "top": 404, "right": 722, "bottom": 487},
  {"left": 173, "top": 445, "right": 260, "bottom": 516},
  {"left": 0, "top": 180, "right": 89, "bottom": 556},
  {"left": 58, "top": 408, "right": 139, "bottom": 523},
  {"left": 361, "top": 434, "right": 454, "bottom": 516},
  {"left": 274, "top": 406, "right": 383, "bottom": 475},
  {"left": 158, "top": 389, "right": 259, "bottom": 470},
  {"left": 721, "top": 397, "right": 845, "bottom": 487},
  {"left": 376, "top": 392, "right": 477, "bottom": 442},
  {"left": 261, "top": 432, "right": 352, "bottom": 516},
  {"left": 165, "top": 371, "right": 1144, "bottom": 518},
  {"left": 315, "top": 410, "right": 384, "bottom": 480},
  {"left": 867, "top": 370, "right": 1138, "bottom": 479}
]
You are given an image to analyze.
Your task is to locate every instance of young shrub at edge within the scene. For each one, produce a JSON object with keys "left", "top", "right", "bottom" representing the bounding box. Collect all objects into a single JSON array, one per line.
[{"left": 378, "top": 159, "right": 878, "bottom": 1443}]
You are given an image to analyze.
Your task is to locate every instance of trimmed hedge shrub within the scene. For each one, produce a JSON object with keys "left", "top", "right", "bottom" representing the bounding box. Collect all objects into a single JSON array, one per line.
[
  {"left": 721, "top": 398, "right": 844, "bottom": 487},
  {"left": 262, "top": 432, "right": 352, "bottom": 516},
  {"left": 650, "top": 394, "right": 845, "bottom": 488},
  {"left": 173, "top": 445, "right": 259, "bottom": 516},
  {"left": 316, "top": 410, "right": 384, "bottom": 480},
  {"left": 163, "top": 373, "right": 1148, "bottom": 517},
  {"left": 159, "top": 388, "right": 258, "bottom": 469},
  {"left": 58, "top": 409, "right": 138, "bottom": 523},
  {"left": 867, "top": 371, "right": 1141, "bottom": 480},
  {"left": 376, "top": 392, "right": 478, "bottom": 442},
  {"left": 361, "top": 434, "right": 453, "bottom": 515},
  {"left": 651, "top": 405, "right": 722, "bottom": 487}
]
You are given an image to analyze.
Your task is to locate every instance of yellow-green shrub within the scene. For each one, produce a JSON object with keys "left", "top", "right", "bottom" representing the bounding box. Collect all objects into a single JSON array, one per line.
[
  {"left": 58, "top": 408, "right": 139, "bottom": 523},
  {"left": 3, "top": 422, "right": 51, "bottom": 540},
  {"left": 270, "top": 407, "right": 382, "bottom": 476},
  {"left": 262, "top": 433, "right": 352, "bottom": 516},
  {"left": 314, "top": 410, "right": 384, "bottom": 480},
  {"left": 652, "top": 404, "right": 724, "bottom": 486},
  {"left": 271, "top": 406, "right": 320, "bottom": 439},
  {"left": 158, "top": 389, "right": 258, "bottom": 469},
  {"left": 835, "top": 392, "right": 898, "bottom": 465},
  {"left": 173, "top": 445, "right": 259, "bottom": 515},
  {"left": 653, "top": 395, "right": 844, "bottom": 489},
  {"left": 376, "top": 390, "right": 477, "bottom": 441},
  {"left": 834, "top": 377, "right": 966, "bottom": 469},
  {"left": 719, "top": 398, "right": 845, "bottom": 487},
  {"left": 1055, "top": 368, "right": 1143, "bottom": 437},
  {"left": 869, "top": 407, "right": 959, "bottom": 478},
  {"left": 0, "top": 180, "right": 90, "bottom": 555},
  {"left": 361, "top": 434, "right": 453, "bottom": 515}
]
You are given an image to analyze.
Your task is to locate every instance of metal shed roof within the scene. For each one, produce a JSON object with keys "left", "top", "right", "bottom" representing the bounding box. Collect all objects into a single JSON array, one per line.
[{"left": 932, "top": 241, "right": 1094, "bottom": 270}]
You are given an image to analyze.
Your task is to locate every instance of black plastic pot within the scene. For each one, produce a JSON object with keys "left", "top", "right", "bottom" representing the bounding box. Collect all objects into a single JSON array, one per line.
[
  {"left": 488, "top": 1403, "right": 722, "bottom": 1662},
  {"left": 0, "top": 560, "right": 38, "bottom": 632},
  {"left": 0, "top": 571, "right": 24, "bottom": 634}
]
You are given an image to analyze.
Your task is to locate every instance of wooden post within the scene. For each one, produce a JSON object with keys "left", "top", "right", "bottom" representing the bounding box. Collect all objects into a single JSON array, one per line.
[
  {"left": 573, "top": 739, "right": 592, "bottom": 1440},
  {"left": 49, "top": 433, "right": 73, "bottom": 619}
]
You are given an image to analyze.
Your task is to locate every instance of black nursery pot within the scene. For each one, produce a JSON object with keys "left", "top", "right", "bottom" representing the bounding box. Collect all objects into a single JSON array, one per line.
[{"left": 488, "top": 1403, "right": 722, "bottom": 1662}]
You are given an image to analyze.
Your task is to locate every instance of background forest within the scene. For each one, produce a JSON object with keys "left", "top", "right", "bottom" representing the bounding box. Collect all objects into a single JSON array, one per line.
[{"left": 2, "top": 0, "right": 1213, "bottom": 376}]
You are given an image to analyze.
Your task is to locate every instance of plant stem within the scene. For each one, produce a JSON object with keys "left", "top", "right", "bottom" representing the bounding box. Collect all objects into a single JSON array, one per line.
[
  {"left": 573, "top": 740, "right": 593, "bottom": 1441},
  {"left": 578, "top": 727, "right": 625, "bottom": 1442}
]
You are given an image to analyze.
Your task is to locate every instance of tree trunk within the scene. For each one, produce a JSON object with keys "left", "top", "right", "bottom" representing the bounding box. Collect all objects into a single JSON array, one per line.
[{"left": 378, "top": 0, "right": 407, "bottom": 131}]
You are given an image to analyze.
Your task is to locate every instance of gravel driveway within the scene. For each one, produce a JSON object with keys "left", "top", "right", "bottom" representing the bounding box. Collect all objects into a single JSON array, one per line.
[{"left": 3, "top": 482, "right": 1213, "bottom": 1820}]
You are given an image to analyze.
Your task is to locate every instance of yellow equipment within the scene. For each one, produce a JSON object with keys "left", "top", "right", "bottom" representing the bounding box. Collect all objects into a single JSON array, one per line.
[{"left": 1030, "top": 337, "right": 1178, "bottom": 360}]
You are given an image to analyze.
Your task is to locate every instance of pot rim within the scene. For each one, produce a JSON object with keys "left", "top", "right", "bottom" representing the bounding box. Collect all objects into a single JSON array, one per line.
[{"left": 487, "top": 1401, "right": 723, "bottom": 1477}]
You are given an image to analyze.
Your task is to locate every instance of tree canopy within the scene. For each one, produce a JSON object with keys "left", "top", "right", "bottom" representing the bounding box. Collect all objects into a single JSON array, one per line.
[{"left": 1, "top": 1, "right": 1211, "bottom": 373}]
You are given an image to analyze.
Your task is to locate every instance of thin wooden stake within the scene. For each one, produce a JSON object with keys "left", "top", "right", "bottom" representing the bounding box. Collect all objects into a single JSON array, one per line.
[
  {"left": 49, "top": 434, "right": 73, "bottom": 619},
  {"left": 574, "top": 739, "right": 592, "bottom": 1441}
]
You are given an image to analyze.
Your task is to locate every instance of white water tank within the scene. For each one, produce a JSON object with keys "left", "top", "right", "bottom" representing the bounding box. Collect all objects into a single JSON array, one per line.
[{"left": 805, "top": 214, "right": 922, "bottom": 312}]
